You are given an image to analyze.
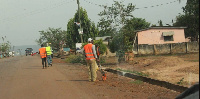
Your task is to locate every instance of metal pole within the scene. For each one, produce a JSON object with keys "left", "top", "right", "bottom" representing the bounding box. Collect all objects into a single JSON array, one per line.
[{"left": 77, "top": 0, "right": 83, "bottom": 43}]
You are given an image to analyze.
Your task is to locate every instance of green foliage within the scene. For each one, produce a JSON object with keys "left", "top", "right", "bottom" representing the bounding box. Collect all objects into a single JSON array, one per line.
[
  {"left": 66, "top": 7, "right": 99, "bottom": 49},
  {"left": 65, "top": 54, "right": 86, "bottom": 64},
  {"left": 151, "top": 24, "right": 157, "bottom": 27},
  {"left": 123, "top": 17, "right": 151, "bottom": 32},
  {"left": 36, "top": 28, "right": 67, "bottom": 51},
  {"left": 98, "top": 1, "right": 135, "bottom": 36},
  {"left": 65, "top": 54, "right": 105, "bottom": 65},
  {"left": 173, "top": 0, "right": 199, "bottom": 41},
  {"left": 0, "top": 36, "right": 11, "bottom": 53},
  {"left": 122, "top": 17, "right": 150, "bottom": 52},
  {"left": 93, "top": 39, "right": 107, "bottom": 55},
  {"left": 130, "top": 80, "right": 144, "bottom": 84},
  {"left": 177, "top": 78, "right": 184, "bottom": 85},
  {"left": 109, "top": 32, "right": 124, "bottom": 53},
  {"left": 99, "top": 56, "right": 106, "bottom": 64},
  {"left": 98, "top": 1, "right": 150, "bottom": 63},
  {"left": 116, "top": 50, "right": 125, "bottom": 62},
  {"left": 158, "top": 20, "right": 163, "bottom": 26},
  {"left": 109, "top": 17, "right": 150, "bottom": 54},
  {"left": 0, "top": 41, "right": 11, "bottom": 53}
]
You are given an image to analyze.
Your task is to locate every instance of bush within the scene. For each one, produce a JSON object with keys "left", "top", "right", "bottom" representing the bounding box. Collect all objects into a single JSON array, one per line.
[
  {"left": 65, "top": 54, "right": 86, "bottom": 65},
  {"left": 65, "top": 54, "right": 106, "bottom": 65},
  {"left": 99, "top": 56, "right": 106, "bottom": 64}
]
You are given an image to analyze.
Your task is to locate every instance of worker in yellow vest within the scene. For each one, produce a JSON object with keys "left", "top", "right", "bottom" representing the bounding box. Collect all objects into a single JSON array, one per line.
[{"left": 46, "top": 43, "right": 52, "bottom": 66}]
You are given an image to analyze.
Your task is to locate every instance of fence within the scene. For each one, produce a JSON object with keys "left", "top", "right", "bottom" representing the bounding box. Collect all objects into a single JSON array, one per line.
[{"left": 133, "top": 42, "right": 199, "bottom": 55}]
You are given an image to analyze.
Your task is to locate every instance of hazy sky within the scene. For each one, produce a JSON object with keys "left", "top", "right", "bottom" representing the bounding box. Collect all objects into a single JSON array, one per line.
[{"left": 0, "top": 0, "right": 187, "bottom": 46}]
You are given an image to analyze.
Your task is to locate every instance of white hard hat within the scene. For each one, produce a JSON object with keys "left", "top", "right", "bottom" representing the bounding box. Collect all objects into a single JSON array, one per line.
[{"left": 88, "top": 38, "right": 93, "bottom": 42}]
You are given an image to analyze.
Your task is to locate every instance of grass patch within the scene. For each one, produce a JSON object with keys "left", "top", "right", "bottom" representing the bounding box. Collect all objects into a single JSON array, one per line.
[
  {"left": 116, "top": 68, "right": 149, "bottom": 77},
  {"left": 135, "top": 53, "right": 194, "bottom": 58},
  {"left": 185, "top": 60, "right": 199, "bottom": 62},
  {"left": 130, "top": 80, "right": 143, "bottom": 84},
  {"left": 65, "top": 54, "right": 86, "bottom": 65},
  {"left": 177, "top": 78, "right": 184, "bottom": 85},
  {"left": 65, "top": 55, "right": 106, "bottom": 65}
]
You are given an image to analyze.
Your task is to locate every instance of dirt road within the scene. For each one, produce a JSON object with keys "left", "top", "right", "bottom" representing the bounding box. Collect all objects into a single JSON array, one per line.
[
  {"left": 0, "top": 55, "right": 180, "bottom": 99},
  {"left": 0, "top": 55, "right": 97, "bottom": 99}
]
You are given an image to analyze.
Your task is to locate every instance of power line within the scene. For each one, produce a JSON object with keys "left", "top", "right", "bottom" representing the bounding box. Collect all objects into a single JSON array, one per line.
[
  {"left": 0, "top": 0, "right": 75, "bottom": 23},
  {"left": 82, "top": 0, "right": 105, "bottom": 7},
  {"left": 135, "top": 0, "right": 182, "bottom": 10},
  {"left": 82, "top": 0, "right": 184, "bottom": 10}
]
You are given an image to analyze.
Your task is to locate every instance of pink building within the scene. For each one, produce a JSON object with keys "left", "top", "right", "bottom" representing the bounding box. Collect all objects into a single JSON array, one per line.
[{"left": 135, "top": 27, "right": 187, "bottom": 45}]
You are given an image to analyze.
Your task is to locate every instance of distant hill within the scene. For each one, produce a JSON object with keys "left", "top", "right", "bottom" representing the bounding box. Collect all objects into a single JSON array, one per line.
[{"left": 13, "top": 45, "right": 40, "bottom": 56}]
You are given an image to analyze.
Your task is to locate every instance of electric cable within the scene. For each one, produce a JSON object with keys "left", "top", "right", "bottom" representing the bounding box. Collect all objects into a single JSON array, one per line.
[
  {"left": 0, "top": 0, "right": 75, "bottom": 23},
  {"left": 82, "top": 0, "right": 184, "bottom": 10}
]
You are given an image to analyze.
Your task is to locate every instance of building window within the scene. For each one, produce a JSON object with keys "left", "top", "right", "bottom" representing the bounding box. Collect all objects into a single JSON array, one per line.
[
  {"left": 162, "top": 31, "right": 174, "bottom": 42},
  {"left": 164, "top": 36, "right": 174, "bottom": 41}
]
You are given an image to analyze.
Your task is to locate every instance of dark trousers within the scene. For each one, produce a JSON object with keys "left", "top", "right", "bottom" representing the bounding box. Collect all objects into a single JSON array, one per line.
[
  {"left": 42, "top": 58, "right": 47, "bottom": 68},
  {"left": 51, "top": 54, "right": 53, "bottom": 58}
]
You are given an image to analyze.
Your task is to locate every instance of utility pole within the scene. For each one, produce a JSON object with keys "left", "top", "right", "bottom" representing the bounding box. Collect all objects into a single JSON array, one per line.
[{"left": 77, "top": 0, "right": 83, "bottom": 43}]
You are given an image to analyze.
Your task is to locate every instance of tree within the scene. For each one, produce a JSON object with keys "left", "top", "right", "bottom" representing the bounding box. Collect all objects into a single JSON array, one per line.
[
  {"left": 36, "top": 28, "right": 67, "bottom": 51},
  {"left": 98, "top": 1, "right": 135, "bottom": 36},
  {"left": 0, "top": 41, "right": 11, "bottom": 53},
  {"left": 0, "top": 36, "right": 11, "bottom": 56},
  {"left": 173, "top": 0, "right": 199, "bottom": 41},
  {"left": 109, "top": 17, "right": 150, "bottom": 53},
  {"left": 158, "top": 20, "right": 163, "bottom": 26},
  {"left": 66, "top": 7, "right": 99, "bottom": 49}
]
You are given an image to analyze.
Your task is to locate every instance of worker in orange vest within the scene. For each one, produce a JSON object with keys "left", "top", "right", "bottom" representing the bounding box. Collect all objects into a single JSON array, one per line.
[
  {"left": 38, "top": 44, "right": 47, "bottom": 69},
  {"left": 81, "top": 38, "right": 98, "bottom": 82}
]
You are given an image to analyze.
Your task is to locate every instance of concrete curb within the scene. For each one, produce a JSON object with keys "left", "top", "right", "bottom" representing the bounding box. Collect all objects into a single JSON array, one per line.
[{"left": 105, "top": 68, "right": 188, "bottom": 93}]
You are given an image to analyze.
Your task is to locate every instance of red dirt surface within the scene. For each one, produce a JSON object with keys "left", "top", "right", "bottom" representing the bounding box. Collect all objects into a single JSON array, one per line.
[
  {"left": 2, "top": 53, "right": 197, "bottom": 98},
  {"left": 53, "top": 57, "right": 181, "bottom": 99},
  {"left": 102, "top": 53, "right": 199, "bottom": 88}
]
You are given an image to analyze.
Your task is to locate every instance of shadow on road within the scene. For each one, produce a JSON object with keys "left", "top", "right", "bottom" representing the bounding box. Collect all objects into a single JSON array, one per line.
[
  {"left": 70, "top": 80, "right": 89, "bottom": 82},
  {"left": 23, "top": 68, "right": 41, "bottom": 69},
  {"left": 55, "top": 80, "right": 89, "bottom": 82}
]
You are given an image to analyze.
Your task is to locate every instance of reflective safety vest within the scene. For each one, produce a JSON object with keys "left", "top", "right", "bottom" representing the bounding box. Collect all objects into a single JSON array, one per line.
[
  {"left": 39, "top": 47, "right": 47, "bottom": 58},
  {"left": 84, "top": 43, "right": 95, "bottom": 60},
  {"left": 96, "top": 46, "right": 100, "bottom": 56},
  {"left": 46, "top": 46, "right": 52, "bottom": 55}
]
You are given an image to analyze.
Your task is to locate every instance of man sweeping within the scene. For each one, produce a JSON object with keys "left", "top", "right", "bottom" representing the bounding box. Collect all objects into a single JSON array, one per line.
[{"left": 81, "top": 38, "right": 98, "bottom": 82}]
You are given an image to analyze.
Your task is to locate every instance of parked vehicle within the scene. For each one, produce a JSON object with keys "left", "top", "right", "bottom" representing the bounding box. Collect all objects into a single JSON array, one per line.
[{"left": 25, "top": 48, "right": 33, "bottom": 56}]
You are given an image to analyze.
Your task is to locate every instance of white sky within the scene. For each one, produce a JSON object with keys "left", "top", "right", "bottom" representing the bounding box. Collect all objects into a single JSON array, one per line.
[{"left": 0, "top": 0, "right": 187, "bottom": 46}]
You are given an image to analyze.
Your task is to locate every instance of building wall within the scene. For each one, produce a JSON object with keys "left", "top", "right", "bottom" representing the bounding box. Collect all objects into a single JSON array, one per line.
[
  {"left": 187, "top": 42, "right": 199, "bottom": 53},
  {"left": 138, "top": 44, "right": 154, "bottom": 55},
  {"left": 171, "top": 43, "right": 187, "bottom": 54},
  {"left": 133, "top": 42, "right": 199, "bottom": 55},
  {"left": 138, "top": 28, "right": 186, "bottom": 45},
  {"left": 155, "top": 44, "right": 171, "bottom": 54}
]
